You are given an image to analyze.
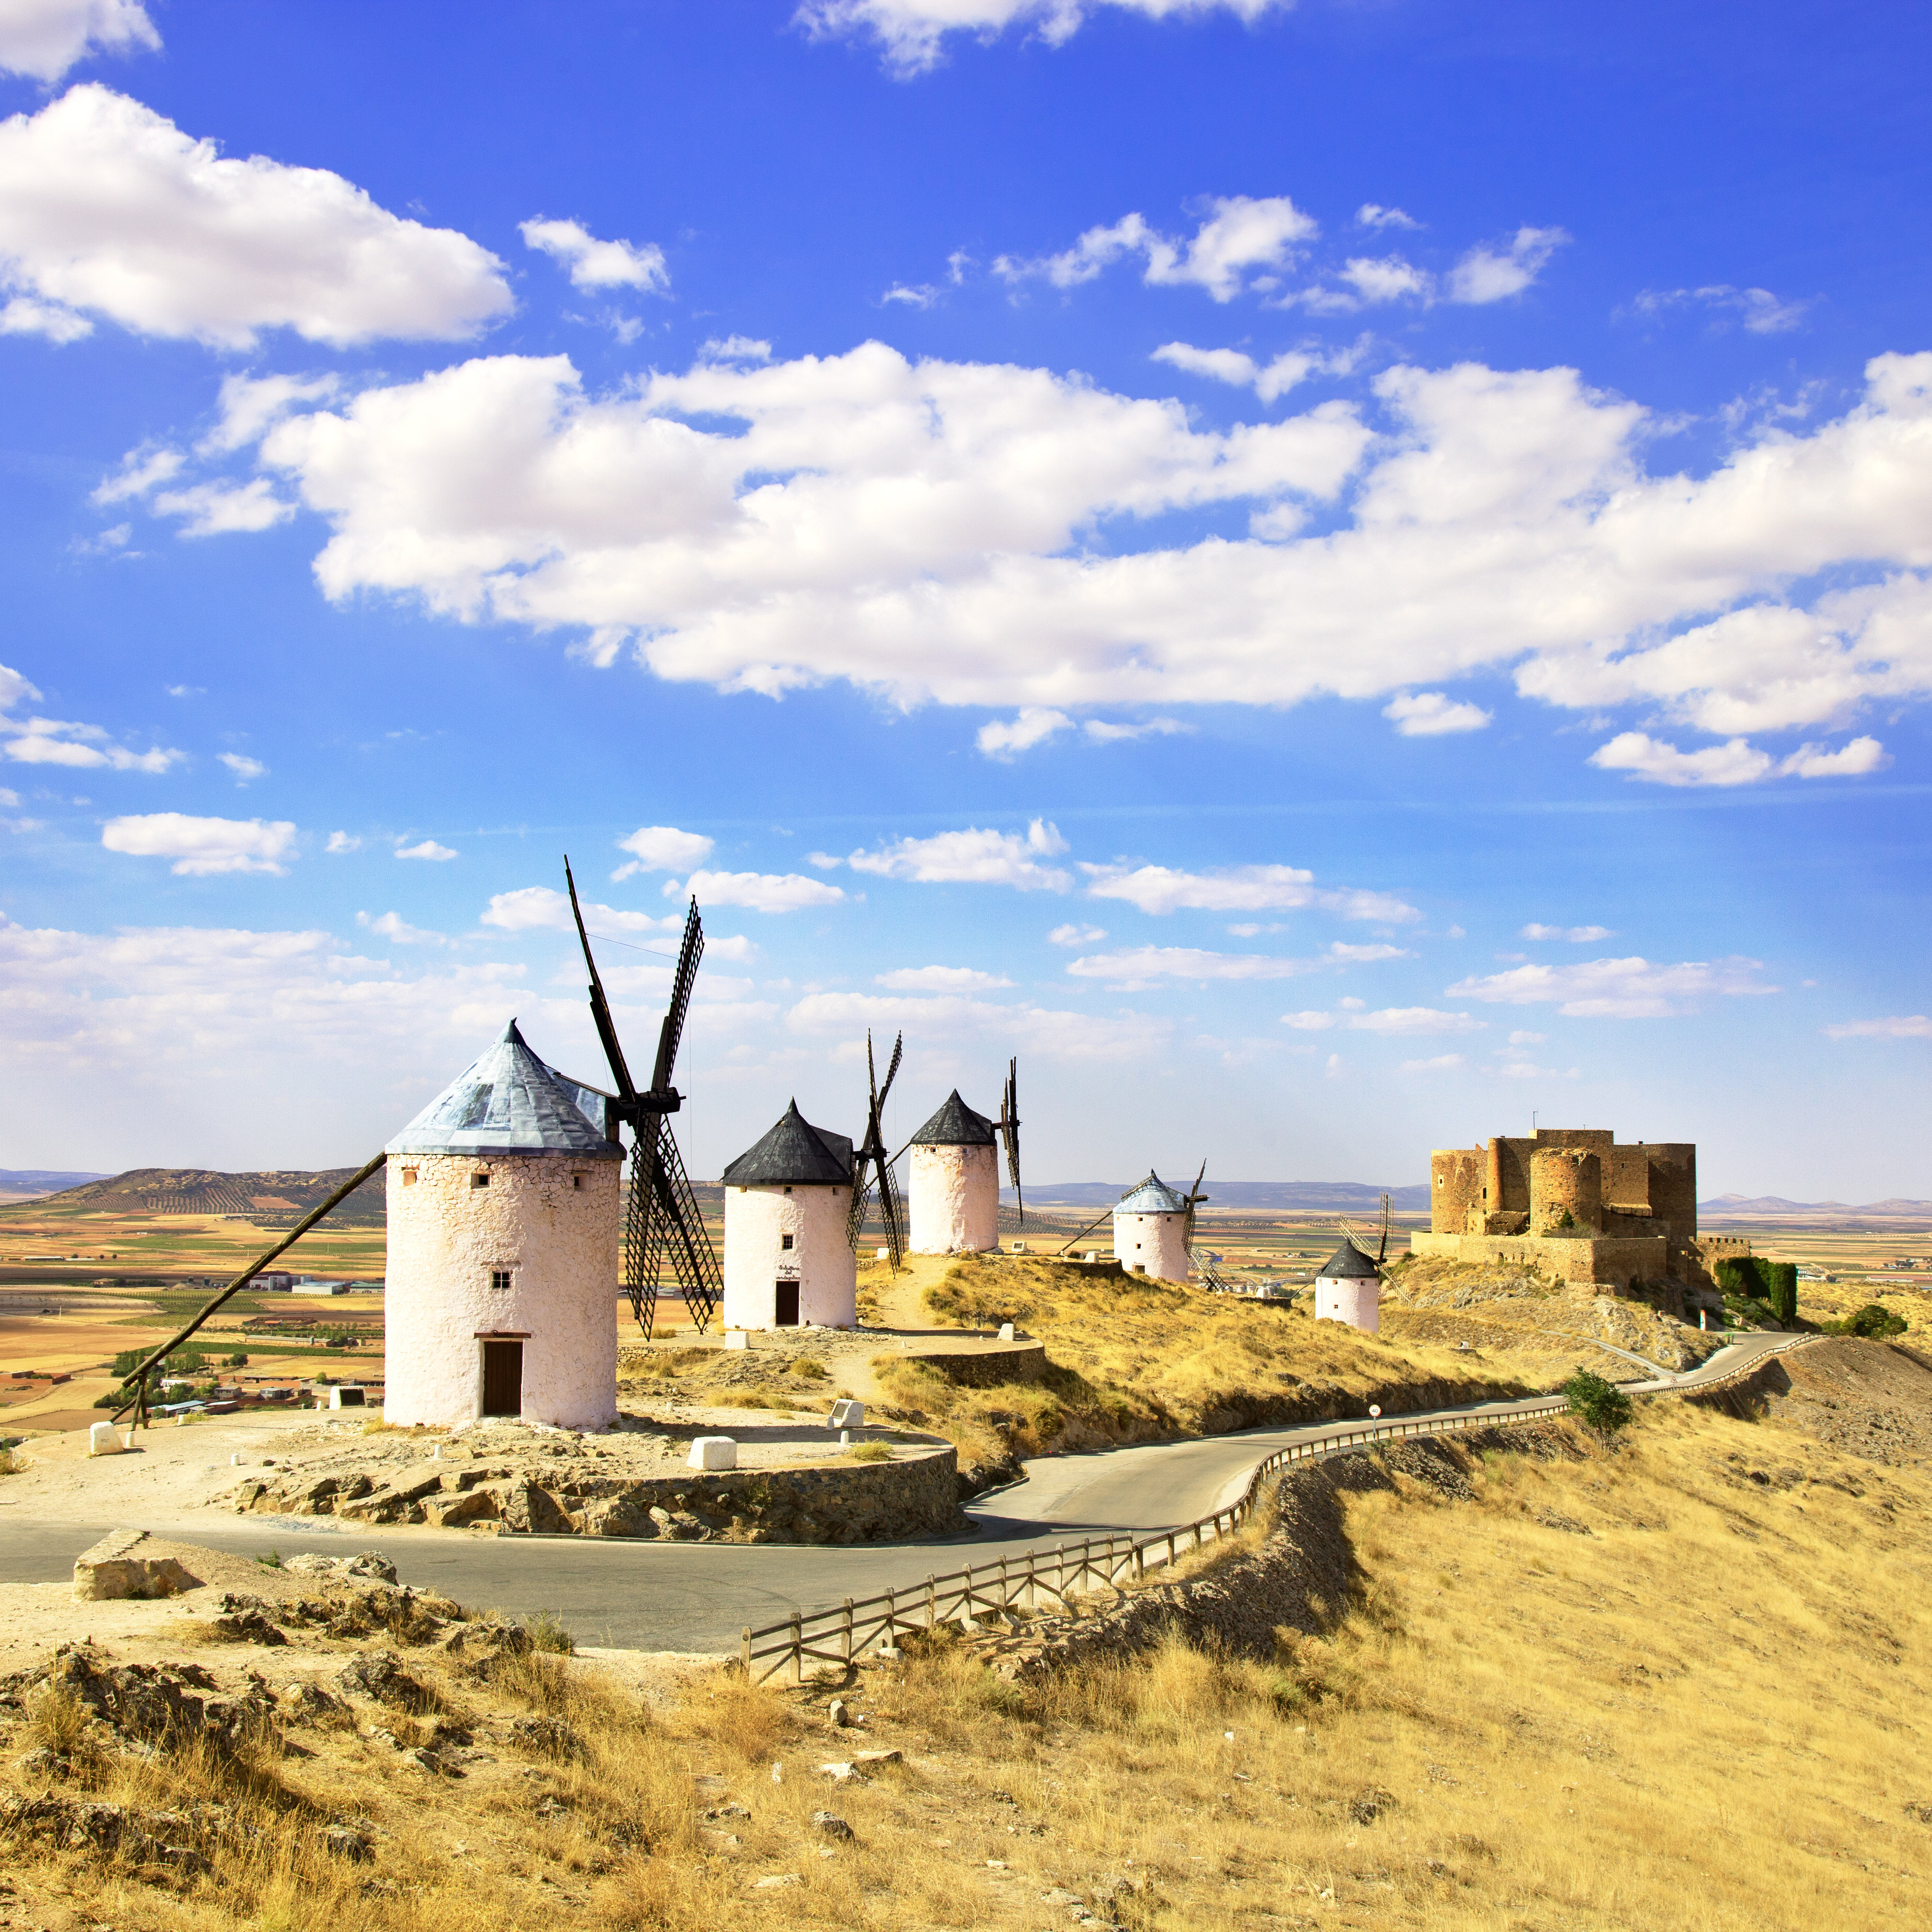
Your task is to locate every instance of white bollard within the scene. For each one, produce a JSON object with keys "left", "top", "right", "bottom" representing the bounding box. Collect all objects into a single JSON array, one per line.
[
  {"left": 688, "top": 1435, "right": 737, "bottom": 1471},
  {"left": 840, "top": 1430, "right": 851, "bottom": 1446},
  {"left": 998, "top": 1322, "right": 1016, "bottom": 1342},
  {"left": 829, "top": 1398, "right": 865, "bottom": 1430},
  {"left": 88, "top": 1421, "right": 123, "bottom": 1458},
  {"left": 876, "top": 1247, "right": 890, "bottom": 1261}
]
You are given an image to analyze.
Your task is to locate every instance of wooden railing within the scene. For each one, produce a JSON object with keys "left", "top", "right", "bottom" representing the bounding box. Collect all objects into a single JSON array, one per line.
[{"left": 738, "top": 1336, "right": 1814, "bottom": 1686}]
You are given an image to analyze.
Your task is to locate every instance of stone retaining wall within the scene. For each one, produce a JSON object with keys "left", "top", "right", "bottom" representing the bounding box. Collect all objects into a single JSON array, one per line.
[{"left": 232, "top": 1444, "right": 968, "bottom": 1545}]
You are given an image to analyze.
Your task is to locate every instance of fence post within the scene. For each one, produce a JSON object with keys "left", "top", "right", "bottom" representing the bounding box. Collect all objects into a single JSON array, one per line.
[
  {"left": 884, "top": 1586, "right": 896, "bottom": 1646},
  {"left": 842, "top": 1597, "right": 854, "bottom": 1664},
  {"left": 790, "top": 1609, "right": 802, "bottom": 1687},
  {"left": 740, "top": 1625, "right": 751, "bottom": 1674},
  {"left": 927, "top": 1573, "right": 937, "bottom": 1630}
]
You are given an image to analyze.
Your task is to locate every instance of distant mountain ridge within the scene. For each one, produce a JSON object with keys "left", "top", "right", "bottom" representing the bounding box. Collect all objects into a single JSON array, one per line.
[
  {"left": 0, "top": 1168, "right": 110, "bottom": 1198},
  {"left": 1700, "top": 1193, "right": 1932, "bottom": 1217},
  {"left": 1004, "top": 1180, "right": 1432, "bottom": 1212}
]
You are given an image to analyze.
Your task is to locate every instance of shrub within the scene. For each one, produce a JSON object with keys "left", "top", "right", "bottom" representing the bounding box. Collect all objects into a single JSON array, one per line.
[
  {"left": 524, "top": 1609, "right": 576, "bottom": 1654},
  {"left": 1563, "top": 1369, "right": 1633, "bottom": 1431},
  {"left": 845, "top": 1441, "right": 893, "bottom": 1461},
  {"left": 1828, "top": 1302, "right": 1909, "bottom": 1339}
]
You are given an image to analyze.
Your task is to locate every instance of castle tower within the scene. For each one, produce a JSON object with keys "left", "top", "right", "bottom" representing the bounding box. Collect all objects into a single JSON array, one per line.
[
  {"left": 908, "top": 1089, "right": 1000, "bottom": 1255},
  {"left": 383, "top": 1019, "right": 621, "bottom": 1431},
  {"left": 721, "top": 1101, "right": 856, "bottom": 1330},
  {"left": 1314, "top": 1238, "right": 1381, "bottom": 1332},
  {"left": 1113, "top": 1172, "right": 1192, "bottom": 1281}
]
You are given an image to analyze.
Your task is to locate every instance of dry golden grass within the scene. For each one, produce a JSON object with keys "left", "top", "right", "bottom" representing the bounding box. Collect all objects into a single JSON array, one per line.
[{"left": 5, "top": 1400, "right": 1927, "bottom": 1931}]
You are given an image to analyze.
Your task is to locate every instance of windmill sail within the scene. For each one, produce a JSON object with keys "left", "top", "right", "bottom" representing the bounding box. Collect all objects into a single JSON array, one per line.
[
  {"left": 565, "top": 859, "right": 723, "bottom": 1341},
  {"left": 995, "top": 1057, "right": 1023, "bottom": 1227},
  {"left": 1182, "top": 1160, "right": 1234, "bottom": 1290},
  {"left": 848, "top": 1030, "right": 907, "bottom": 1268}
]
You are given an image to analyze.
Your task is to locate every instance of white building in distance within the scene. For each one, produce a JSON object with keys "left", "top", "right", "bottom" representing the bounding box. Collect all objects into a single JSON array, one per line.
[
  {"left": 382, "top": 1019, "right": 621, "bottom": 1430},
  {"left": 1314, "top": 1239, "right": 1382, "bottom": 1333},
  {"left": 1113, "top": 1172, "right": 1193, "bottom": 1282},
  {"left": 721, "top": 1101, "right": 856, "bottom": 1331},
  {"left": 909, "top": 1089, "right": 1000, "bottom": 1255}
]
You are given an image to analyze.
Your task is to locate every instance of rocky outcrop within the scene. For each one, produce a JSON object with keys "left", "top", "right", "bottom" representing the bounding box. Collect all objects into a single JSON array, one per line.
[
  {"left": 71, "top": 1530, "right": 200, "bottom": 1602},
  {"left": 235, "top": 1443, "right": 968, "bottom": 1543}
]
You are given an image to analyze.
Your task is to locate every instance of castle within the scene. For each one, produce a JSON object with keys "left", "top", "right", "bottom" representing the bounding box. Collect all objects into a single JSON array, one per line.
[{"left": 1410, "top": 1128, "right": 1741, "bottom": 1303}]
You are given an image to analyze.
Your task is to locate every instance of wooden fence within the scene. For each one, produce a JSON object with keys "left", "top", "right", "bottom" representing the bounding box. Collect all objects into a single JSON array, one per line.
[{"left": 739, "top": 1337, "right": 1814, "bottom": 1686}]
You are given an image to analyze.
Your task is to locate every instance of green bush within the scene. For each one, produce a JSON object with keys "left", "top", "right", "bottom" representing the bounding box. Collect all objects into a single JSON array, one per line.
[
  {"left": 1563, "top": 1368, "right": 1633, "bottom": 1431},
  {"left": 1828, "top": 1302, "right": 1909, "bottom": 1339},
  {"left": 1713, "top": 1257, "right": 1798, "bottom": 1323},
  {"left": 523, "top": 1610, "right": 575, "bottom": 1655}
]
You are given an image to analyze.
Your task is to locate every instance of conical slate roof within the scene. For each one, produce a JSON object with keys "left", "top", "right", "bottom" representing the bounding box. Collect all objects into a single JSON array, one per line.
[
  {"left": 1318, "top": 1238, "right": 1381, "bottom": 1280},
  {"left": 721, "top": 1100, "right": 854, "bottom": 1186},
  {"left": 910, "top": 1089, "right": 996, "bottom": 1147},
  {"left": 386, "top": 1020, "right": 620, "bottom": 1160},
  {"left": 1115, "top": 1171, "right": 1189, "bottom": 1214}
]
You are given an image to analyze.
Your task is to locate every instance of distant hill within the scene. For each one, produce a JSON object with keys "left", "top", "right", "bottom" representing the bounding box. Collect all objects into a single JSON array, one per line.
[
  {"left": 1701, "top": 1193, "right": 1932, "bottom": 1219},
  {"left": 1004, "top": 1181, "right": 1432, "bottom": 1212},
  {"left": 0, "top": 1168, "right": 110, "bottom": 1200},
  {"left": 33, "top": 1167, "right": 388, "bottom": 1228}
]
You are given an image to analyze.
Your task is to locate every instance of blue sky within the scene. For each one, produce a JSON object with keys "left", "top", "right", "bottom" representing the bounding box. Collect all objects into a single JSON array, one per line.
[{"left": 2, "top": 0, "right": 1927, "bottom": 1198}]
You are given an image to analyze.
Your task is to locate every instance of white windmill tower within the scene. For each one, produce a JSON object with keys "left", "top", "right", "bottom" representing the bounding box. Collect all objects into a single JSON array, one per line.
[
  {"left": 908, "top": 1090, "right": 999, "bottom": 1254},
  {"left": 1313, "top": 1237, "right": 1383, "bottom": 1332},
  {"left": 721, "top": 1101, "right": 856, "bottom": 1331},
  {"left": 1112, "top": 1170, "right": 1197, "bottom": 1281},
  {"left": 383, "top": 1019, "right": 623, "bottom": 1430}
]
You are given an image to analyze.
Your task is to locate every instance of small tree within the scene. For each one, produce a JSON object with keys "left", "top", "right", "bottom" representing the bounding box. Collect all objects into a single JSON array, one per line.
[
  {"left": 1844, "top": 1302, "right": 1908, "bottom": 1339},
  {"left": 1564, "top": 1368, "right": 1633, "bottom": 1432}
]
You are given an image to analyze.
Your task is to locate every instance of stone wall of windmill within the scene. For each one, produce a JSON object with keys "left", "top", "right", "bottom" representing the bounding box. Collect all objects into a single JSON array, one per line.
[
  {"left": 383, "top": 1019, "right": 622, "bottom": 1431},
  {"left": 1113, "top": 1173, "right": 1193, "bottom": 1282},
  {"left": 909, "top": 1089, "right": 1001, "bottom": 1255},
  {"left": 721, "top": 1100, "right": 857, "bottom": 1330}
]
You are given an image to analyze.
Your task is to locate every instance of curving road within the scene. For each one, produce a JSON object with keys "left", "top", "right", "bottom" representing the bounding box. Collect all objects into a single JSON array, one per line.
[{"left": 3, "top": 1334, "right": 1791, "bottom": 1654}]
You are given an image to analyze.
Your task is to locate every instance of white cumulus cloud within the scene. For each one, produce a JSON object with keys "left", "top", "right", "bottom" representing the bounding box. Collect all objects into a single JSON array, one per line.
[
  {"left": 1520, "top": 923, "right": 1613, "bottom": 943},
  {"left": 1383, "top": 690, "right": 1492, "bottom": 736},
  {"left": 520, "top": 217, "right": 668, "bottom": 293},
  {"left": 848, "top": 820, "right": 1072, "bottom": 891},
  {"left": 1444, "top": 226, "right": 1568, "bottom": 303},
  {"left": 876, "top": 964, "right": 1013, "bottom": 992},
  {"left": 1446, "top": 955, "right": 1775, "bottom": 1019},
  {"left": 675, "top": 868, "right": 845, "bottom": 914},
  {"left": 1632, "top": 285, "right": 1811, "bottom": 335},
  {"left": 977, "top": 707, "right": 1071, "bottom": 758},
  {"left": 102, "top": 810, "right": 296, "bottom": 875},
  {"left": 325, "top": 831, "right": 361, "bottom": 854},
  {"left": 356, "top": 909, "right": 444, "bottom": 946},
  {"left": 1590, "top": 731, "right": 1889, "bottom": 787},
  {"left": 217, "top": 753, "right": 265, "bottom": 784},
  {"left": 1, "top": 664, "right": 180, "bottom": 770},
  {"left": 1081, "top": 860, "right": 1419, "bottom": 923},
  {"left": 786, "top": 987, "right": 1168, "bottom": 1061},
  {"left": 799, "top": 2, "right": 1292, "bottom": 77},
  {"left": 481, "top": 886, "right": 674, "bottom": 935},
  {"left": 150, "top": 477, "right": 293, "bottom": 537},
  {"left": 1048, "top": 922, "right": 1106, "bottom": 946},
  {"left": 0, "top": 1, "right": 156, "bottom": 83},
  {"left": 1822, "top": 1015, "right": 1930, "bottom": 1041},
  {"left": 611, "top": 824, "right": 715, "bottom": 880},
  {"left": 997, "top": 195, "right": 1317, "bottom": 302},
  {"left": 1069, "top": 944, "right": 1321, "bottom": 985},
  {"left": 395, "top": 839, "right": 457, "bottom": 862},
  {"left": 0, "top": 86, "right": 511, "bottom": 347}
]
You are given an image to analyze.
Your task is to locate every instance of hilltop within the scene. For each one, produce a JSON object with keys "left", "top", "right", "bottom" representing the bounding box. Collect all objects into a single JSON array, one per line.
[{"left": 27, "top": 1167, "right": 387, "bottom": 1228}]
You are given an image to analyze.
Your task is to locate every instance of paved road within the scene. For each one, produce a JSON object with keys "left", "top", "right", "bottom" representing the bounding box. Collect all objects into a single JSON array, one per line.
[{"left": 2, "top": 1334, "right": 1790, "bottom": 1654}]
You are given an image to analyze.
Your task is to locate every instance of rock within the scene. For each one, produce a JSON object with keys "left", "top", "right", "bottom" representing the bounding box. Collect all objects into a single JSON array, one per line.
[
  {"left": 828, "top": 1698, "right": 851, "bottom": 1727},
  {"left": 278, "top": 1681, "right": 347, "bottom": 1723},
  {"left": 502, "top": 1480, "right": 574, "bottom": 1536},
  {"left": 509, "top": 1715, "right": 584, "bottom": 1761},
  {"left": 439, "top": 1619, "right": 532, "bottom": 1672},
  {"left": 852, "top": 1748, "right": 903, "bottom": 1766},
  {"left": 817, "top": 1762, "right": 857, "bottom": 1781},
  {"left": 1348, "top": 1788, "right": 1395, "bottom": 1825},
  {"left": 71, "top": 1531, "right": 198, "bottom": 1602},
  {"left": 334, "top": 1652, "right": 434, "bottom": 1713},
  {"left": 14, "top": 1745, "right": 69, "bottom": 1779},
  {"left": 752, "top": 1873, "right": 803, "bottom": 1889},
  {"left": 205, "top": 1596, "right": 288, "bottom": 1646},
  {"left": 321, "top": 1823, "right": 373, "bottom": 1860},
  {"left": 282, "top": 1551, "right": 397, "bottom": 1583},
  {"left": 812, "top": 1810, "right": 855, "bottom": 1841}
]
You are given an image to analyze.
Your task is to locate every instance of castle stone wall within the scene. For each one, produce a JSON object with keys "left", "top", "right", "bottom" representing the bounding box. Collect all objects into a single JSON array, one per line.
[
  {"left": 1530, "top": 1148, "right": 1602, "bottom": 1234},
  {"left": 1429, "top": 1149, "right": 1484, "bottom": 1235}
]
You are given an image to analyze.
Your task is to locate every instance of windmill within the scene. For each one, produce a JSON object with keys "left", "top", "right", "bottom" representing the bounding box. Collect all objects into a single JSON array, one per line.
[
  {"left": 564, "top": 858, "right": 723, "bottom": 1341},
  {"left": 1180, "top": 1160, "right": 1234, "bottom": 1291},
  {"left": 847, "top": 1031, "right": 907, "bottom": 1269},
  {"left": 1336, "top": 1192, "right": 1399, "bottom": 1285},
  {"left": 994, "top": 1057, "right": 1024, "bottom": 1227}
]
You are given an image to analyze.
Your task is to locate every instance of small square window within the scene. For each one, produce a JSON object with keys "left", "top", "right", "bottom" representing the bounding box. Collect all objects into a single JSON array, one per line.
[
  {"left": 472, "top": 1172, "right": 490, "bottom": 1189},
  {"left": 780, "top": 1233, "right": 794, "bottom": 1250},
  {"left": 571, "top": 1174, "right": 583, "bottom": 1190},
  {"left": 401, "top": 1167, "right": 418, "bottom": 1187},
  {"left": 489, "top": 1269, "right": 512, "bottom": 1292}
]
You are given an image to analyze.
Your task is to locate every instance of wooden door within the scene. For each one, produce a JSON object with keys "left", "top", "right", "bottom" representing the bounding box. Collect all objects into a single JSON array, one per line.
[
  {"left": 482, "top": 1340, "right": 523, "bottom": 1416},
  {"left": 774, "top": 1280, "right": 800, "bottom": 1327}
]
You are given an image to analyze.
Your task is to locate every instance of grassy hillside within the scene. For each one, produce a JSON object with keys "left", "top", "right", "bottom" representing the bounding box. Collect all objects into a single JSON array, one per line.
[{"left": 2, "top": 1354, "right": 1924, "bottom": 1929}]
